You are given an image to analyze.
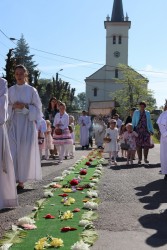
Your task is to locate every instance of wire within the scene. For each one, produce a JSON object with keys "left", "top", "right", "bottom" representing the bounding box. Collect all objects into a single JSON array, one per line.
[
  {"left": 59, "top": 74, "right": 84, "bottom": 84},
  {"left": 1, "top": 28, "right": 167, "bottom": 79}
]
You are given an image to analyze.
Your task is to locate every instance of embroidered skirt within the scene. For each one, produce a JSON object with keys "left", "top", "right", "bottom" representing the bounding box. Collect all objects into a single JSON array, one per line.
[{"left": 53, "top": 128, "right": 73, "bottom": 145}]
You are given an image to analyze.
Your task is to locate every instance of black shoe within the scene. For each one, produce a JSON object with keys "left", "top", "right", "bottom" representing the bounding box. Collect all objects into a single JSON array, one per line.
[
  {"left": 138, "top": 161, "right": 142, "bottom": 165},
  {"left": 144, "top": 159, "right": 149, "bottom": 164},
  {"left": 86, "top": 145, "right": 89, "bottom": 149},
  {"left": 64, "top": 156, "right": 68, "bottom": 160},
  {"left": 164, "top": 175, "right": 167, "bottom": 180}
]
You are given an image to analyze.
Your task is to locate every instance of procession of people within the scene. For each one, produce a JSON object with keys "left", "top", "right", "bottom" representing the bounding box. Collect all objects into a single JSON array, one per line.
[{"left": 0, "top": 64, "right": 166, "bottom": 212}]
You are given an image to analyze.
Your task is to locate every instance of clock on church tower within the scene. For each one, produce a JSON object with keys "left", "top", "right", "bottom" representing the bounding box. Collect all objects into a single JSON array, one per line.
[{"left": 114, "top": 51, "right": 120, "bottom": 58}]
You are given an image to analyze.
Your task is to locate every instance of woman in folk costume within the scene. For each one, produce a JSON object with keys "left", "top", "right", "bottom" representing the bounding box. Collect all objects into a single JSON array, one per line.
[
  {"left": 53, "top": 102, "right": 72, "bottom": 163},
  {"left": 78, "top": 110, "right": 91, "bottom": 150},
  {"left": 0, "top": 78, "right": 18, "bottom": 209},
  {"left": 157, "top": 101, "right": 167, "bottom": 180},
  {"left": 8, "top": 65, "right": 43, "bottom": 190}
]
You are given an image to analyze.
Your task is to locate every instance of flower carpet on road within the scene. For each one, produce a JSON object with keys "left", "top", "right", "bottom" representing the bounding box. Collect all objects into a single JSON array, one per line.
[{"left": 0, "top": 150, "right": 106, "bottom": 250}]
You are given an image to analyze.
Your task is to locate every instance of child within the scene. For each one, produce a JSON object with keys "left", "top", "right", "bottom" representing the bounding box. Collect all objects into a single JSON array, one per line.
[
  {"left": 103, "top": 119, "right": 119, "bottom": 165},
  {"left": 123, "top": 123, "right": 138, "bottom": 165},
  {"left": 68, "top": 125, "right": 75, "bottom": 158},
  {"left": 119, "top": 123, "right": 127, "bottom": 158},
  {"left": 63, "top": 115, "right": 75, "bottom": 159},
  {"left": 37, "top": 118, "right": 47, "bottom": 160},
  {"left": 45, "top": 120, "right": 54, "bottom": 160}
]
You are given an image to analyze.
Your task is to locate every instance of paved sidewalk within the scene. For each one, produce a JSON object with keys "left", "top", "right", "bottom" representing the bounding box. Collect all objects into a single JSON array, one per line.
[{"left": 91, "top": 144, "right": 167, "bottom": 250}]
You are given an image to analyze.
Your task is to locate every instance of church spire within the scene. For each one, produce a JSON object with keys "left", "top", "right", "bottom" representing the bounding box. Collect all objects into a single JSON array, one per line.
[{"left": 111, "top": 0, "right": 124, "bottom": 22}]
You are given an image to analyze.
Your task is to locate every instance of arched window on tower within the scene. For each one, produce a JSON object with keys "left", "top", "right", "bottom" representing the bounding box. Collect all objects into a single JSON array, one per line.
[
  {"left": 115, "top": 69, "right": 118, "bottom": 78},
  {"left": 113, "top": 35, "right": 116, "bottom": 44},
  {"left": 118, "top": 36, "right": 122, "bottom": 44},
  {"left": 93, "top": 88, "right": 98, "bottom": 97}
]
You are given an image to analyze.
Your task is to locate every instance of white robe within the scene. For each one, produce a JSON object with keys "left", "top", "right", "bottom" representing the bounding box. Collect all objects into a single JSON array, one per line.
[
  {"left": 103, "top": 127, "right": 119, "bottom": 152},
  {"left": 157, "top": 111, "right": 167, "bottom": 174},
  {"left": 0, "top": 78, "right": 18, "bottom": 209},
  {"left": 94, "top": 121, "right": 107, "bottom": 147},
  {"left": 78, "top": 115, "right": 91, "bottom": 146},
  {"left": 8, "top": 83, "right": 42, "bottom": 182}
]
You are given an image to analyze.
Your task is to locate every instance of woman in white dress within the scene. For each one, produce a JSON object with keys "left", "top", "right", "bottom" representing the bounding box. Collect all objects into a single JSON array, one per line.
[
  {"left": 0, "top": 78, "right": 18, "bottom": 209},
  {"left": 8, "top": 65, "right": 42, "bottom": 190}
]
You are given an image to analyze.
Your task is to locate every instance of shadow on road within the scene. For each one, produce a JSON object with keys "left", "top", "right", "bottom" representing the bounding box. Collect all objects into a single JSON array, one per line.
[
  {"left": 135, "top": 178, "right": 167, "bottom": 247},
  {"left": 110, "top": 163, "right": 160, "bottom": 171}
]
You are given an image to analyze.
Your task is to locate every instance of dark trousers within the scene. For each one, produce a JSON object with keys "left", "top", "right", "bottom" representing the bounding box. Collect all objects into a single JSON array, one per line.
[{"left": 137, "top": 146, "right": 149, "bottom": 161}]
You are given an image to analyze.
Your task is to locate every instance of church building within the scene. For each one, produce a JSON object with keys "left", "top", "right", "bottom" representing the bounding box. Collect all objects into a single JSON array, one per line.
[{"left": 85, "top": 0, "right": 134, "bottom": 115}]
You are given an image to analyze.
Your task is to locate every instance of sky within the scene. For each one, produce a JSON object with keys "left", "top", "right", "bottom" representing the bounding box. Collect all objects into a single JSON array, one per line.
[{"left": 0, "top": 0, "right": 167, "bottom": 108}]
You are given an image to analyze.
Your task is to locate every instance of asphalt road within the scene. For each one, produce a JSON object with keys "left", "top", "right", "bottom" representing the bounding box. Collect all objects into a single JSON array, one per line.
[{"left": 91, "top": 144, "right": 167, "bottom": 250}]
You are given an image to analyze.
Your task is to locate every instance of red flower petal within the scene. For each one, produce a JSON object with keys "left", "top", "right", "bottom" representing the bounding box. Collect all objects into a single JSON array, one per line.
[
  {"left": 43, "top": 214, "right": 55, "bottom": 219},
  {"left": 58, "top": 193, "right": 69, "bottom": 197},
  {"left": 61, "top": 227, "right": 77, "bottom": 232},
  {"left": 80, "top": 169, "right": 87, "bottom": 175},
  {"left": 69, "top": 227, "right": 77, "bottom": 231},
  {"left": 76, "top": 187, "right": 83, "bottom": 191},
  {"left": 72, "top": 208, "right": 80, "bottom": 212},
  {"left": 61, "top": 227, "right": 70, "bottom": 232},
  {"left": 70, "top": 179, "right": 79, "bottom": 186}
]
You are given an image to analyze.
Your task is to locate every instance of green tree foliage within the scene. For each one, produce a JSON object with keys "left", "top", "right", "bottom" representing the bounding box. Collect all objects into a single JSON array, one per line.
[
  {"left": 113, "top": 64, "right": 157, "bottom": 117},
  {"left": 3, "top": 48, "right": 16, "bottom": 87},
  {"left": 14, "top": 34, "right": 39, "bottom": 85},
  {"left": 41, "top": 77, "right": 76, "bottom": 112},
  {"left": 76, "top": 92, "right": 86, "bottom": 110}
]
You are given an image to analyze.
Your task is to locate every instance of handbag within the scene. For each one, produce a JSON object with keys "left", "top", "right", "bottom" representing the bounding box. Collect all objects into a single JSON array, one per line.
[
  {"left": 55, "top": 128, "right": 63, "bottom": 135},
  {"left": 120, "top": 142, "right": 130, "bottom": 150},
  {"left": 38, "top": 137, "right": 44, "bottom": 145},
  {"left": 103, "top": 137, "right": 111, "bottom": 143},
  {"left": 149, "top": 136, "right": 154, "bottom": 149}
]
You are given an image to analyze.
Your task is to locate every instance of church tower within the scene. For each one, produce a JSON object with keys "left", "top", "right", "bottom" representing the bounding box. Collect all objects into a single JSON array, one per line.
[
  {"left": 105, "top": 0, "right": 131, "bottom": 69},
  {"left": 85, "top": 0, "right": 133, "bottom": 114}
]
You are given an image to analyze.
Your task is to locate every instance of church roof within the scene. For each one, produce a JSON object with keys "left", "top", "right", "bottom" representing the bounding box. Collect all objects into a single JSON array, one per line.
[{"left": 111, "top": 0, "right": 124, "bottom": 22}]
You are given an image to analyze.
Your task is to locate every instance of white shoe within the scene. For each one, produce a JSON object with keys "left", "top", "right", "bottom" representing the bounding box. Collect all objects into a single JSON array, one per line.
[{"left": 114, "top": 161, "right": 117, "bottom": 166}]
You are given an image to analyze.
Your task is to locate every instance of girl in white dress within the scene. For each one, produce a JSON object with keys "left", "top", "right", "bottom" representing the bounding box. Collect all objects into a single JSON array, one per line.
[
  {"left": 8, "top": 65, "right": 43, "bottom": 190},
  {"left": 37, "top": 118, "right": 47, "bottom": 160},
  {"left": 104, "top": 119, "right": 119, "bottom": 165},
  {"left": 45, "top": 120, "right": 54, "bottom": 160},
  {"left": 0, "top": 78, "right": 18, "bottom": 209}
]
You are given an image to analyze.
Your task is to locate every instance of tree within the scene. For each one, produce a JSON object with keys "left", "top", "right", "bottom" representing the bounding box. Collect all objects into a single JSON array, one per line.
[
  {"left": 112, "top": 64, "right": 157, "bottom": 117},
  {"left": 40, "top": 77, "right": 76, "bottom": 111},
  {"left": 76, "top": 92, "right": 86, "bottom": 110},
  {"left": 14, "top": 34, "right": 39, "bottom": 85},
  {"left": 3, "top": 48, "right": 16, "bottom": 87}
]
